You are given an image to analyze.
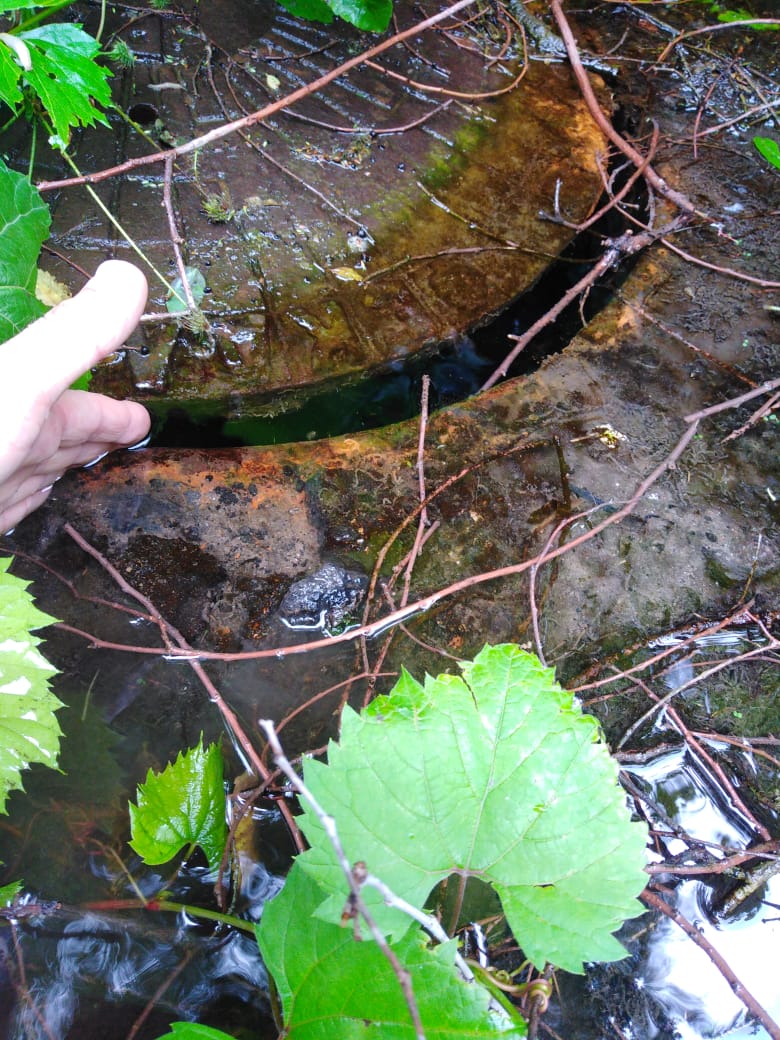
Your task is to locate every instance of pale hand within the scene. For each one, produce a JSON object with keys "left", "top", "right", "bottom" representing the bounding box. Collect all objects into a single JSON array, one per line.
[{"left": 0, "top": 260, "right": 151, "bottom": 533}]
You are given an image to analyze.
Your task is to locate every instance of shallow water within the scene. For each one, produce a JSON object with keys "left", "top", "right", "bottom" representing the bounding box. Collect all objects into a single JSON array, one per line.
[{"left": 2, "top": 623, "right": 777, "bottom": 1040}]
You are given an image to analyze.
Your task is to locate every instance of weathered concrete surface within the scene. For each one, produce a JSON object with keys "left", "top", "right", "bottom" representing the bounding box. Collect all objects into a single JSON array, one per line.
[
  {"left": 7, "top": 243, "right": 778, "bottom": 706},
  {"left": 32, "top": 1, "right": 607, "bottom": 409},
  {"left": 5, "top": 0, "right": 779, "bottom": 734}
]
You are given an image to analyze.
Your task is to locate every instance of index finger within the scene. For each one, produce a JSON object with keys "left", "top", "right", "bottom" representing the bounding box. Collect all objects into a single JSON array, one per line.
[{"left": 5, "top": 260, "right": 148, "bottom": 400}]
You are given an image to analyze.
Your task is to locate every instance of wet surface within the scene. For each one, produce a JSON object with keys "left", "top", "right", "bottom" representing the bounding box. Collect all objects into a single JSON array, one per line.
[
  {"left": 28, "top": 0, "right": 608, "bottom": 411},
  {"left": 2, "top": 0, "right": 780, "bottom": 1037}
]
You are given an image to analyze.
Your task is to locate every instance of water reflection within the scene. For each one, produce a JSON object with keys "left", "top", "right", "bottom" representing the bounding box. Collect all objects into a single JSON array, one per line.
[
  {"left": 3, "top": 880, "right": 276, "bottom": 1040},
  {"left": 642, "top": 877, "right": 780, "bottom": 1040},
  {"left": 624, "top": 747, "right": 779, "bottom": 1040}
]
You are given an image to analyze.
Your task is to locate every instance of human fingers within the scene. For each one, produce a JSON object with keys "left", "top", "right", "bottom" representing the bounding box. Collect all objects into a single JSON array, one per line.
[
  {"left": 4, "top": 260, "right": 148, "bottom": 402},
  {"left": 0, "top": 484, "right": 55, "bottom": 535},
  {"left": 52, "top": 389, "right": 151, "bottom": 450},
  {"left": 0, "top": 418, "right": 146, "bottom": 530}
]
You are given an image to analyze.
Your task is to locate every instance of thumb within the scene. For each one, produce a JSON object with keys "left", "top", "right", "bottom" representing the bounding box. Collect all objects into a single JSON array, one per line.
[{"left": 5, "top": 260, "right": 148, "bottom": 401}]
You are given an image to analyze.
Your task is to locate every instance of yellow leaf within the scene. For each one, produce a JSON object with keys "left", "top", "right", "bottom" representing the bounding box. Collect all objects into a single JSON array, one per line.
[{"left": 330, "top": 267, "right": 364, "bottom": 283}]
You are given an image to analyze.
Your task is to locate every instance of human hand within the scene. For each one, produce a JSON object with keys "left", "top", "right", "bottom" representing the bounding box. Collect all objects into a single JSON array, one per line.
[{"left": 0, "top": 260, "right": 151, "bottom": 533}]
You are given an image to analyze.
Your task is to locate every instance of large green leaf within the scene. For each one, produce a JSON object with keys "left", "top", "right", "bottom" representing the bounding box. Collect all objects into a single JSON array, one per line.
[
  {"left": 275, "top": 0, "right": 391, "bottom": 30},
  {"left": 0, "top": 0, "right": 70, "bottom": 10},
  {"left": 14, "top": 23, "right": 112, "bottom": 144},
  {"left": 0, "top": 879, "right": 22, "bottom": 906},
  {"left": 754, "top": 136, "right": 780, "bottom": 171},
  {"left": 154, "top": 1024, "right": 237, "bottom": 1040},
  {"left": 129, "top": 737, "right": 227, "bottom": 871},
  {"left": 0, "top": 43, "right": 24, "bottom": 111},
  {"left": 326, "top": 0, "right": 392, "bottom": 32},
  {"left": 0, "top": 557, "right": 63, "bottom": 813},
  {"left": 258, "top": 860, "right": 524, "bottom": 1038},
  {"left": 296, "top": 644, "right": 648, "bottom": 973},
  {"left": 0, "top": 158, "right": 49, "bottom": 342},
  {"left": 276, "top": 0, "right": 335, "bottom": 25}
]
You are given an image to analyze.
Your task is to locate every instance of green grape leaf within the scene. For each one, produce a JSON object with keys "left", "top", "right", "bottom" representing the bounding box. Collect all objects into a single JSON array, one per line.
[
  {"left": 0, "top": 158, "right": 49, "bottom": 343},
  {"left": 0, "top": 557, "right": 63, "bottom": 813},
  {"left": 326, "top": 0, "right": 392, "bottom": 31},
  {"left": 0, "top": 0, "right": 69, "bottom": 11},
  {"left": 129, "top": 737, "right": 227, "bottom": 871},
  {"left": 296, "top": 644, "right": 648, "bottom": 974},
  {"left": 18, "top": 24, "right": 112, "bottom": 144},
  {"left": 70, "top": 370, "right": 92, "bottom": 391},
  {"left": 166, "top": 266, "right": 207, "bottom": 314},
  {"left": 0, "top": 41, "right": 25, "bottom": 110},
  {"left": 275, "top": 0, "right": 391, "bottom": 30},
  {"left": 754, "top": 136, "right": 780, "bottom": 171},
  {"left": 275, "top": 0, "right": 335, "bottom": 25},
  {"left": 154, "top": 1024, "right": 237, "bottom": 1040},
  {"left": 258, "top": 860, "right": 524, "bottom": 1038},
  {"left": 714, "top": 6, "right": 779, "bottom": 29},
  {"left": 0, "top": 879, "right": 23, "bottom": 906}
]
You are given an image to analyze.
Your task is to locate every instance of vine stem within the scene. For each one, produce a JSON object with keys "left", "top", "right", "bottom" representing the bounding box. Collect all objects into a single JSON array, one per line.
[
  {"left": 259, "top": 720, "right": 427, "bottom": 1040},
  {"left": 547, "top": 0, "right": 701, "bottom": 220},
  {"left": 56, "top": 149, "right": 180, "bottom": 298}
]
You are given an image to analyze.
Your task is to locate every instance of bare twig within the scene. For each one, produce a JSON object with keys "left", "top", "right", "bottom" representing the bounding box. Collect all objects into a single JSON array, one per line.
[
  {"left": 127, "top": 947, "right": 197, "bottom": 1040},
  {"left": 630, "top": 675, "right": 772, "bottom": 840},
  {"left": 480, "top": 221, "right": 687, "bottom": 391},
  {"left": 655, "top": 19, "right": 780, "bottom": 65},
  {"left": 723, "top": 390, "right": 780, "bottom": 442},
  {"left": 642, "top": 887, "right": 780, "bottom": 1040},
  {"left": 617, "top": 641, "right": 778, "bottom": 750},
  {"left": 37, "top": 0, "right": 480, "bottom": 192},
  {"left": 363, "top": 54, "right": 527, "bottom": 100},
  {"left": 548, "top": 0, "right": 702, "bottom": 219},
  {"left": 59, "top": 418, "right": 703, "bottom": 666},
  {"left": 684, "top": 377, "right": 780, "bottom": 423},
  {"left": 10, "top": 922, "right": 59, "bottom": 1040},
  {"left": 542, "top": 124, "right": 659, "bottom": 234},
  {"left": 402, "top": 374, "right": 433, "bottom": 606},
  {"left": 259, "top": 720, "right": 427, "bottom": 1040},
  {"left": 659, "top": 235, "right": 780, "bottom": 290},
  {"left": 162, "top": 154, "right": 196, "bottom": 314},
  {"left": 61, "top": 524, "right": 304, "bottom": 852}
]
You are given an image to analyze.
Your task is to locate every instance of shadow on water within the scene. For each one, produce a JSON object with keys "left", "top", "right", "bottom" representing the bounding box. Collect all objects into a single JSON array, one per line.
[{"left": 145, "top": 196, "right": 630, "bottom": 447}]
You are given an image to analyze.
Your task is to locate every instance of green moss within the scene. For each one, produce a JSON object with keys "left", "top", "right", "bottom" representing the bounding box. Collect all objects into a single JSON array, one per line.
[
  {"left": 418, "top": 118, "right": 489, "bottom": 192},
  {"left": 705, "top": 555, "right": 744, "bottom": 590},
  {"left": 689, "top": 665, "right": 780, "bottom": 737}
]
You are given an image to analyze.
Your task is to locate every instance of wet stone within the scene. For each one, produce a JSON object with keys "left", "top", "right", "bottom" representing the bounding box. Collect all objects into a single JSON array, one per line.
[{"left": 277, "top": 562, "right": 368, "bottom": 633}]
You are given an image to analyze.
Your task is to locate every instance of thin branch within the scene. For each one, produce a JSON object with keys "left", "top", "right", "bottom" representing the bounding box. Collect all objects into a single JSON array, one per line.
[
  {"left": 62, "top": 524, "right": 304, "bottom": 852},
  {"left": 723, "top": 390, "right": 780, "bottom": 442},
  {"left": 480, "top": 221, "right": 687, "bottom": 391},
  {"left": 547, "top": 0, "right": 703, "bottom": 220},
  {"left": 363, "top": 54, "right": 527, "bottom": 100},
  {"left": 37, "top": 0, "right": 480, "bottom": 192},
  {"left": 684, "top": 377, "right": 780, "bottom": 423},
  {"left": 65, "top": 417, "right": 703, "bottom": 665},
  {"left": 659, "top": 235, "right": 780, "bottom": 289},
  {"left": 617, "top": 642, "right": 778, "bottom": 750},
  {"left": 642, "top": 887, "right": 780, "bottom": 1040},
  {"left": 576, "top": 607, "right": 757, "bottom": 695},
  {"left": 655, "top": 19, "right": 780, "bottom": 65},
  {"left": 407, "top": 376, "right": 431, "bottom": 575},
  {"left": 162, "top": 155, "right": 196, "bottom": 313},
  {"left": 259, "top": 720, "right": 427, "bottom": 1040}
]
